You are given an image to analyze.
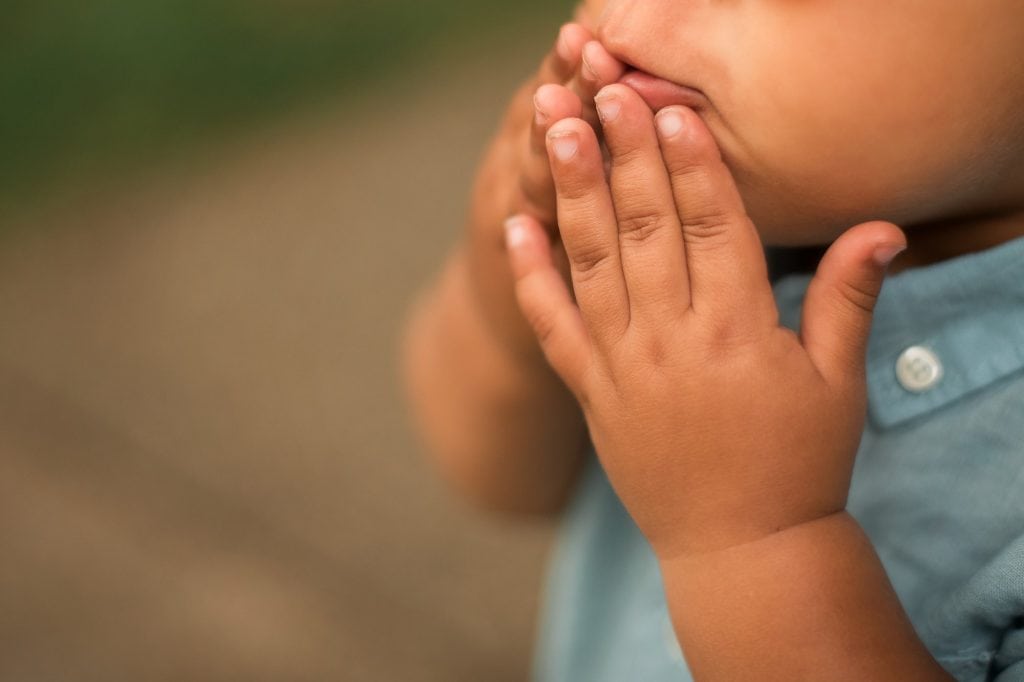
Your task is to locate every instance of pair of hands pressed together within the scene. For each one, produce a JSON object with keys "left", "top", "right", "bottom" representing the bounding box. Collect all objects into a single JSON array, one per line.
[{"left": 503, "top": 33, "right": 909, "bottom": 561}]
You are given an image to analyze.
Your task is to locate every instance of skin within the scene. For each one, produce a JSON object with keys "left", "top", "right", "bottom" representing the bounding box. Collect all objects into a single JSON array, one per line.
[
  {"left": 399, "top": 11, "right": 630, "bottom": 520},
  {"left": 504, "top": 84, "right": 945, "bottom": 680},
  {"left": 584, "top": 0, "right": 1024, "bottom": 270},
  {"left": 500, "top": 0, "right": 1024, "bottom": 677},
  {"left": 406, "top": 1, "right": 1019, "bottom": 672}
]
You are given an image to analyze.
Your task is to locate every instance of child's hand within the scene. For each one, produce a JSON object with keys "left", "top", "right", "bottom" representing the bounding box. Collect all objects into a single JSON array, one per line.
[
  {"left": 464, "top": 22, "right": 626, "bottom": 362},
  {"left": 504, "top": 84, "right": 907, "bottom": 560}
]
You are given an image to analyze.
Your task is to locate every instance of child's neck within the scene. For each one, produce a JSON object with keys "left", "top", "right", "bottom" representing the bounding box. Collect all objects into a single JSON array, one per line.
[{"left": 887, "top": 206, "right": 1024, "bottom": 275}]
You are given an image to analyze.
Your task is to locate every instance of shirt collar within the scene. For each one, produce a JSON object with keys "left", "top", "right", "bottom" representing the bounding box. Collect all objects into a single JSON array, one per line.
[{"left": 774, "top": 235, "right": 1024, "bottom": 430}]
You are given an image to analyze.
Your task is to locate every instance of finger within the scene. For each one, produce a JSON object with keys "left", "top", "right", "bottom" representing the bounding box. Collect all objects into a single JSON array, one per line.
[
  {"left": 547, "top": 117, "right": 631, "bottom": 352},
  {"left": 572, "top": 40, "right": 628, "bottom": 134},
  {"left": 654, "top": 105, "right": 776, "bottom": 329},
  {"left": 504, "top": 23, "right": 590, "bottom": 133},
  {"left": 517, "top": 84, "right": 583, "bottom": 226},
  {"left": 551, "top": 236, "right": 574, "bottom": 302},
  {"left": 537, "top": 23, "right": 591, "bottom": 85},
  {"left": 504, "top": 214, "right": 591, "bottom": 394},
  {"left": 578, "top": 41, "right": 629, "bottom": 107},
  {"left": 800, "top": 221, "right": 906, "bottom": 388},
  {"left": 595, "top": 84, "right": 690, "bottom": 324}
]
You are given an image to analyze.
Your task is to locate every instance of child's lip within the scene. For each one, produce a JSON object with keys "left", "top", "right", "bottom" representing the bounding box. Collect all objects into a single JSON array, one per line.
[{"left": 617, "top": 68, "right": 709, "bottom": 112}]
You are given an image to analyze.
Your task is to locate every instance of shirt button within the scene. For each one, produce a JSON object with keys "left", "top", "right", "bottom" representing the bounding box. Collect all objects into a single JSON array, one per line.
[{"left": 895, "top": 345, "right": 943, "bottom": 392}]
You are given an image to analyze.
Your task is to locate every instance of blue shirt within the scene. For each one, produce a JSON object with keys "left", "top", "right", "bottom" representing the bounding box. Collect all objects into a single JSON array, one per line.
[{"left": 532, "top": 235, "right": 1024, "bottom": 682}]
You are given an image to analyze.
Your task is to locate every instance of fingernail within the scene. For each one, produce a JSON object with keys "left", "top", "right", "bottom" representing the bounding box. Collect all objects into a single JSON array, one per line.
[
  {"left": 581, "top": 45, "right": 598, "bottom": 80},
  {"left": 873, "top": 243, "right": 907, "bottom": 268},
  {"left": 504, "top": 217, "right": 529, "bottom": 250},
  {"left": 594, "top": 93, "right": 621, "bottom": 123},
  {"left": 549, "top": 132, "right": 579, "bottom": 161},
  {"left": 533, "top": 93, "right": 549, "bottom": 126},
  {"left": 656, "top": 109, "right": 685, "bottom": 138},
  {"left": 557, "top": 26, "right": 572, "bottom": 61}
]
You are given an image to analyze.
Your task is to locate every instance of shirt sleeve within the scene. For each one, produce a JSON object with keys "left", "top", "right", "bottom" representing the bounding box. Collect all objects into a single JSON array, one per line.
[
  {"left": 925, "top": 533, "right": 1024, "bottom": 682},
  {"left": 992, "top": 624, "right": 1024, "bottom": 681}
]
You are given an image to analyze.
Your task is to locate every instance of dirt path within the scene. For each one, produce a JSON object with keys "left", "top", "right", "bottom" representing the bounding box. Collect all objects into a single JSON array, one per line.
[{"left": 0, "top": 27, "right": 560, "bottom": 681}]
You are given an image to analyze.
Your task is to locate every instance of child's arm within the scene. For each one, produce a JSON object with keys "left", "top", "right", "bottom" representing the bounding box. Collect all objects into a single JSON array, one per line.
[
  {"left": 399, "top": 18, "right": 625, "bottom": 516},
  {"left": 400, "top": 244, "right": 589, "bottom": 516},
  {"left": 503, "top": 82, "right": 954, "bottom": 677},
  {"left": 658, "top": 512, "right": 953, "bottom": 681}
]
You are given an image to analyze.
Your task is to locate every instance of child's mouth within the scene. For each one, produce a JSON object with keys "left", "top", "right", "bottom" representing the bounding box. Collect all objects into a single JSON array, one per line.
[{"left": 618, "top": 69, "right": 709, "bottom": 112}]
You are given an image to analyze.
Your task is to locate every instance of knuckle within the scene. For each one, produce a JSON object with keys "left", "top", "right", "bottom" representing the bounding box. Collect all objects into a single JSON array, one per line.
[
  {"left": 700, "top": 318, "right": 764, "bottom": 358},
  {"left": 836, "top": 278, "right": 878, "bottom": 316},
  {"left": 667, "top": 166, "right": 747, "bottom": 244},
  {"left": 666, "top": 156, "right": 716, "bottom": 196},
  {"left": 617, "top": 210, "right": 669, "bottom": 247},
  {"left": 690, "top": 302, "right": 759, "bottom": 347},
  {"left": 608, "top": 143, "right": 647, "bottom": 171},
  {"left": 681, "top": 210, "right": 736, "bottom": 246},
  {"left": 665, "top": 157, "right": 702, "bottom": 184},
  {"left": 634, "top": 332, "right": 675, "bottom": 368},
  {"left": 527, "top": 307, "right": 560, "bottom": 347},
  {"left": 569, "top": 242, "right": 614, "bottom": 280}
]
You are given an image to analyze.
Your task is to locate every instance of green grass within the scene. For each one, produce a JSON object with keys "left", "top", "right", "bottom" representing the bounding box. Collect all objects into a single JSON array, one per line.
[{"left": 0, "top": 0, "right": 570, "bottom": 209}]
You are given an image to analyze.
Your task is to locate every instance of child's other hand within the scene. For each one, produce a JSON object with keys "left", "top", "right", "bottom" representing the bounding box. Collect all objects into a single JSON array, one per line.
[
  {"left": 465, "top": 22, "right": 625, "bottom": 362},
  {"left": 504, "top": 84, "right": 907, "bottom": 560}
]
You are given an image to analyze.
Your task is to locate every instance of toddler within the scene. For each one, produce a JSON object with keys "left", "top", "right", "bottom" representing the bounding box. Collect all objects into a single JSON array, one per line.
[{"left": 400, "top": 1, "right": 1024, "bottom": 680}]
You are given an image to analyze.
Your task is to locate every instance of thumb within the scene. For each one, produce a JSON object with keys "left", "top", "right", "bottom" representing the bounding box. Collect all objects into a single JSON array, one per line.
[{"left": 801, "top": 221, "right": 907, "bottom": 387}]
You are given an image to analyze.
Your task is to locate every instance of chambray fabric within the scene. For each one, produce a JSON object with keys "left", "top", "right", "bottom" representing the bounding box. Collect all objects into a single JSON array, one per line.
[{"left": 532, "top": 235, "right": 1024, "bottom": 682}]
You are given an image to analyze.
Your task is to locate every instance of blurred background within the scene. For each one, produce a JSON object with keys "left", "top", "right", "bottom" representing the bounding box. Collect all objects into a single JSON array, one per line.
[{"left": 0, "top": 1, "right": 574, "bottom": 679}]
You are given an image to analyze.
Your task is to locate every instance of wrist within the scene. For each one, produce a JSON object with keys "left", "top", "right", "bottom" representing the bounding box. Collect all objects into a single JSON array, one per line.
[
  {"left": 656, "top": 511, "right": 948, "bottom": 680},
  {"left": 659, "top": 507, "right": 851, "bottom": 561},
  {"left": 653, "top": 508, "right": 853, "bottom": 566}
]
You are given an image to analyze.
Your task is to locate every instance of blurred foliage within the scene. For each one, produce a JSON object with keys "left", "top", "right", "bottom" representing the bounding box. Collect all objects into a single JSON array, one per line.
[{"left": 0, "top": 0, "right": 570, "bottom": 208}]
